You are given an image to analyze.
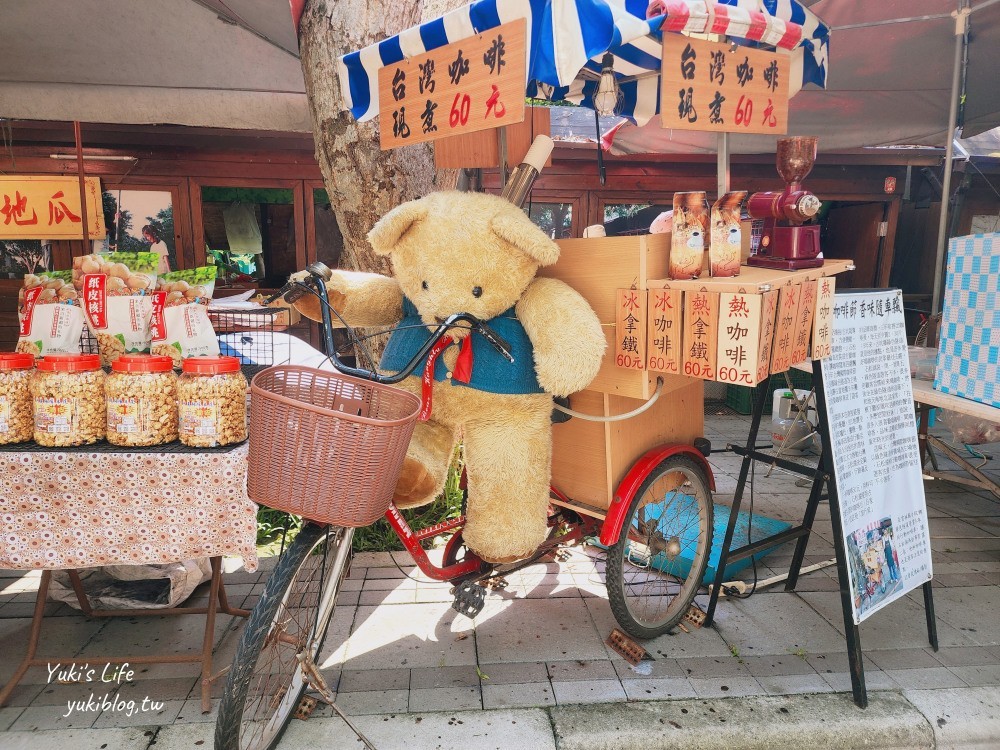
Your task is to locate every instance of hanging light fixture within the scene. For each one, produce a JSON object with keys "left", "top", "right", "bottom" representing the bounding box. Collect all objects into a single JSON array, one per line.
[{"left": 592, "top": 53, "right": 622, "bottom": 117}]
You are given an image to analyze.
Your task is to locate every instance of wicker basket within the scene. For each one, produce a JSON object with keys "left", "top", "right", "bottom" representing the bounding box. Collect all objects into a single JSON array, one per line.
[{"left": 248, "top": 366, "right": 420, "bottom": 527}]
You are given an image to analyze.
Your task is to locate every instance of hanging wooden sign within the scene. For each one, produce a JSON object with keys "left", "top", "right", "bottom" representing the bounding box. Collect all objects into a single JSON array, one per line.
[
  {"left": 756, "top": 289, "right": 780, "bottom": 384},
  {"left": 0, "top": 176, "right": 105, "bottom": 240},
  {"left": 790, "top": 278, "right": 818, "bottom": 365},
  {"left": 646, "top": 287, "right": 682, "bottom": 374},
  {"left": 716, "top": 292, "right": 762, "bottom": 386},
  {"left": 770, "top": 283, "right": 802, "bottom": 374},
  {"left": 660, "top": 36, "right": 789, "bottom": 135},
  {"left": 615, "top": 288, "right": 647, "bottom": 370},
  {"left": 812, "top": 276, "right": 836, "bottom": 360},
  {"left": 378, "top": 18, "right": 526, "bottom": 150},
  {"left": 682, "top": 290, "right": 720, "bottom": 379}
]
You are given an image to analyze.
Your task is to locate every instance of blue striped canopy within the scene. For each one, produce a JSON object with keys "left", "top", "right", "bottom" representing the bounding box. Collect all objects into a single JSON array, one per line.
[{"left": 338, "top": 0, "right": 829, "bottom": 126}]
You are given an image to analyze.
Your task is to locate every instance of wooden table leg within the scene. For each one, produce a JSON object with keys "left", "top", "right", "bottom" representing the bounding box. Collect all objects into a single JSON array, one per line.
[{"left": 0, "top": 571, "right": 51, "bottom": 707}]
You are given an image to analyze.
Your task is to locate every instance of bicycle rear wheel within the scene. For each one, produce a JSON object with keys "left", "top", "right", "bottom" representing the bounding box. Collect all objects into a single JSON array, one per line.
[
  {"left": 215, "top": 522, "right": 353, "bottom": 750},
  {"left": 606, "top": 455, "right": 713, "bottom": 640}
]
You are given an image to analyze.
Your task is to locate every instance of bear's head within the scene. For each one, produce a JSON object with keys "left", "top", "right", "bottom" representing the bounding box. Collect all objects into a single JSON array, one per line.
[{"left": 367, "top": 191, "right": 559, "bottom": 337}]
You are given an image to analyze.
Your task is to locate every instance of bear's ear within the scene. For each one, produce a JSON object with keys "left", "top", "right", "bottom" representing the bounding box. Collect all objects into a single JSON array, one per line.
[
  {"left": 367, "top": 199, "right": 430, "bottom": 256},
  {"left": 489, "top": 210, "right": 560, "bottom": 266}
]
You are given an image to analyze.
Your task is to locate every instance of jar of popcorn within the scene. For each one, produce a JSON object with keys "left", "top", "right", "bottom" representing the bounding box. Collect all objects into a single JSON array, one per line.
[
  {"left": 0, "top": 352, "right": 36, "bottom": 444},
  {"left": 31, "top": 353, "right": 105, "bottom": 446},
  {"left": 106, "top": 354, "right": 178, "bottom": 447},
  {"left": 177, "top": 356, "right": 247, "bottom": 447}
]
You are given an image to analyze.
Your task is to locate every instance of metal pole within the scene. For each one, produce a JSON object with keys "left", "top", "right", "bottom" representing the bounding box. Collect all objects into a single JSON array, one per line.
[
  {"left": 717, "top": 131, "right": 730, "bottom": 197},
  {"left": 73, "top": 121, "right": 90, "bottom": 246},
  {"left": 931, "top": 5, "right": 970, "bottom": 316}
]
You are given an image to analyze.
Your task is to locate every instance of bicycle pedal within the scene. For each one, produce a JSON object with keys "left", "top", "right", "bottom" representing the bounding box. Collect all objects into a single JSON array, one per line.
[
  {"left": 451, "top": 581, "right": 487, "bottom": 618},
  {"left": 553, "top": 549, "right": 572, "bottom": 562},
  {"left": 683, "top": 603, "right": 707, "bottom": 629},
  {"left": 294, "top": 694, "right": 318, "bottom": 720},
  {"left": 486, "top": 576, "right": 508, "bottom": 590}
]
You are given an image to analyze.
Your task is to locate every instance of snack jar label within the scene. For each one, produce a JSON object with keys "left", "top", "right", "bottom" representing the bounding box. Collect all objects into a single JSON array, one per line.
[
  {"left": 108, "top": 397, "right": 143, "bottom": 434},
  {"left": 180, "top": 400, "right": 219, "bottom": 438},
  {"left": 35, "top": 397, "right": 75, "bottom": 434},
  {"left": 0, "top": 396, "right": 9, "bottom": 433}
]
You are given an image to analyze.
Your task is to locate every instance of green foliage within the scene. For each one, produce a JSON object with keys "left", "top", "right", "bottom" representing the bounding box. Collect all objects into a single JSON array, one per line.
[
  {"left": 160, "top": 266, "right": 218, "bottom": 285},
  {"left": 103, "top": 252, "right": 159, "bottom": 274},
  {"left": 256, "top": 508, "right": 304, "bottom": 557},
  {"left": 352, "top": 447, "right": 466, "bottom": 553}
]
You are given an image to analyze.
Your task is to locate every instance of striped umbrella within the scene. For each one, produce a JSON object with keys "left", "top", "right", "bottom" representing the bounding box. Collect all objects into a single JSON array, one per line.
[{"left": 338, "top": 0, "right": 830, "bottom": 127}]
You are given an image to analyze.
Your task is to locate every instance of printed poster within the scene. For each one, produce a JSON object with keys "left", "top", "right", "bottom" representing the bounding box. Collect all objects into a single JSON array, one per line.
[{"left": 821, "top": 289, "right": 932, "bottom": 623}]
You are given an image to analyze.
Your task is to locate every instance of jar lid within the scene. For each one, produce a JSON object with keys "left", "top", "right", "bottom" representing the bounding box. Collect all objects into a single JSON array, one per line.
[
  {"left": 112, "top": 354, "right": 175, "bottom": 374},
  {"left": 36, "top": 353, "right": 102, "bottom": 372},
  {"left": 0, "top": 352, "right": 35, "bottom": 371},
  {"left": 182, "top": 355, "right": 242, "bottom": 375}
]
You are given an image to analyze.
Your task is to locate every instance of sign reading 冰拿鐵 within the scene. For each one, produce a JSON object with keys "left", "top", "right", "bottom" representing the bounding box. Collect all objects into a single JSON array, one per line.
[
  {"left": 378, "top": 19, "right": 526, "bottom": 150},
  {"left": 0, "top": 176, "right": 106, "bottom": 240},
  {"left": 660, "top": 36, "right": 789, "bottom": 135}
]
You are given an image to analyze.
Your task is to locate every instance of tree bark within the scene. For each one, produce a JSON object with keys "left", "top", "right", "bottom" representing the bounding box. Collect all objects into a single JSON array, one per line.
[{"left": 298, "top": 0, "right": 460, "bottom": 277}]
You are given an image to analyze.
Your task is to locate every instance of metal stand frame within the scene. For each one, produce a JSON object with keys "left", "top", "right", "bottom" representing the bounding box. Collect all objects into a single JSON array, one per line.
[
  {"left": 704, "top": 363, "right": 938, "bottom": 708},
  {"left": 0, "top": 556, "right": 249, "bottom": 712},
  {"left": 917, "top": 403, "right": 1000, "bottom": 500}
]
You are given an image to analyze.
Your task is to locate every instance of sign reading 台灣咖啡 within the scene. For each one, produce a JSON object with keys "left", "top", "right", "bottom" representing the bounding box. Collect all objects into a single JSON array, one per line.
[
  {"left": 378, "top": 19, "right": 526, "bottom": 150},
  {"left": 0, "top": 176, "right": 106, "bottom": 240},
  {"left": 660, "top": 36, "right": 789, "bottom": 135}
]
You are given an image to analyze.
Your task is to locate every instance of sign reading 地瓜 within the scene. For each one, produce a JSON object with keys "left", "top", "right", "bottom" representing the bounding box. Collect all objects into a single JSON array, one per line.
[
  {"left": 378, "top": 19, "right": 526, "bottom": 150},
  {"left": 660, "top": 36, "right": 789, "bottom": 135},
  {"left": 0, "top": 176, "right": 106, "bottom": 240}
]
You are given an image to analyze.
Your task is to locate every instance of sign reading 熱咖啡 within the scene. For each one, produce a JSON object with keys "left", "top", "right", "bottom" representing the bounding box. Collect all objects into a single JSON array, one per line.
[
  {"left": 0, "top": 176, "right": 106, "bottom": 240},
  {"left": 660, "top": 36, "right": 789, "bottom": 135},
  {"left": 378, "top": 19, "right": 526, "bottom": 150}
]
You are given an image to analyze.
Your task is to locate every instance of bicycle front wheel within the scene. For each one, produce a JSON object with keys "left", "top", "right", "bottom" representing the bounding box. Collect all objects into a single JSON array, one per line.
[
  {"left": 215, "top": 522, "right": 353, "bottom": 750},
  {"left": 606, "top": 455, "right": 713, "bottom": 640}
]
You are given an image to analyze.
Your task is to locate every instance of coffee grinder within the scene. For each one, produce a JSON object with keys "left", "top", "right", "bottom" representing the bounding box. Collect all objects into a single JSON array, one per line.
[{"left": 747, "top": 136, "right": 823, "bottom": 270}]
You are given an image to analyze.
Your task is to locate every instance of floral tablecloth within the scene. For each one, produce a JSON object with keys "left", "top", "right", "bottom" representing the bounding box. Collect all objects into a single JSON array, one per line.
[{"left": 0, "top": 443, "right": 258, "bottom": 571}]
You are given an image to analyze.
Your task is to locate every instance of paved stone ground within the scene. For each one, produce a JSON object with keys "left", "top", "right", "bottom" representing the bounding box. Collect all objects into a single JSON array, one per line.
[{"left": 1, "top": 411, "right": 998, "bottom": 748}]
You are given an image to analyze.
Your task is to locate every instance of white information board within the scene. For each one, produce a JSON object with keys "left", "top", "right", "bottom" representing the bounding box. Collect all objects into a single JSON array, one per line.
[{"left": 822, "top": 289, "right": 933, "bottom": 623}]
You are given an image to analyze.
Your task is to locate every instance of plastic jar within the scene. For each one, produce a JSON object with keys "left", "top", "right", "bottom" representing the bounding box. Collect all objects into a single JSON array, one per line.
[
  {"left": 0, "top": 352, "right": 36, "bottom": 444},
  {"left": 105, "top": 354, "right": 178, "bottom": 447},
  {"left": 177, "top": 356, "right": 247, "bottom": 447},
  {"left": 31, "top": 353, "right": 105, "bottom": 446}
]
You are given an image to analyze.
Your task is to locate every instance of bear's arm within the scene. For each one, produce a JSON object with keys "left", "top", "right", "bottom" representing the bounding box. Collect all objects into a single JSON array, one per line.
[
  {"left": 516, "top": 277, "right": 606, "bottom": 397},
  {"left": 288, "top": 270, "right": 404, "bottom": 327}
]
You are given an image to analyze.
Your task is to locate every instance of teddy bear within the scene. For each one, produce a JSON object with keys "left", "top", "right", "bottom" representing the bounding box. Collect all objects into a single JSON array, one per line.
[{"left": 290, "top": 191, "right": 605, "bottom": 563}]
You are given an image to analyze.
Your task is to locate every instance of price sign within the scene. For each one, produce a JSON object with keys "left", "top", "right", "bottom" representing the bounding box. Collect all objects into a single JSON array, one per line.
[
  {"left": 660, "top": 36, "right": 789, "bottom": 135},
  {"left": 378, "top": 19, "right": 526, "bottom": 150},
  {"left": 646, "top": 288, "right": 682, "bottom": 374},
  {"left": 682, "top": 290, "right": 720, "bottom": 380},
  {"left": 716, "top": 292, "right": 762, "bottom": 385},
  {"left": 615, "top": 288, "right": 647, "bottom": 370}
]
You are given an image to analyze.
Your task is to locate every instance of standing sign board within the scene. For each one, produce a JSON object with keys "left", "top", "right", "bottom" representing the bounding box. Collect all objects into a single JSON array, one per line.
[
  {"left": 378, "top": 19, "right": 526, "bottom": 150},
  {"left": 821, "top": 289, "right": 933, "bottom": 623},
  {"left": 660, "top": 36, "right": 789, "bottom": 135}
]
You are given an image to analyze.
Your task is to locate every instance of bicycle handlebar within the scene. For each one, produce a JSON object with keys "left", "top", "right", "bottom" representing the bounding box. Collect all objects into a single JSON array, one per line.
[{"left": 272, "top": 264, "right": 513, "bottom": 384}]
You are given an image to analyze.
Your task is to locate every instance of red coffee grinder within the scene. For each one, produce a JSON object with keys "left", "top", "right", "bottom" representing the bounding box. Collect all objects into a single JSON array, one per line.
[{"left": 747, "top": 136, "right": 824, "bottom": 270}]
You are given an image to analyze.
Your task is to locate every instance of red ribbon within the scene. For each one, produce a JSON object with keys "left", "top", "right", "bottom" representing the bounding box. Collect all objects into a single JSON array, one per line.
[{"left": 418, "top": 334, "right": 475, "bottom": 421}]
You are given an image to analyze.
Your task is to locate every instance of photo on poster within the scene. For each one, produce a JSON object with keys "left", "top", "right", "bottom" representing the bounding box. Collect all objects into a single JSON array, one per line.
[
  {"left": 846, "top": 517, "right": 903, "bottom": 618},
  {"left": 1, "top": 239, "right": 52, "bottom": 277},
  {"left": 96, "top": 189, "right": 175, "bottom": 273}
]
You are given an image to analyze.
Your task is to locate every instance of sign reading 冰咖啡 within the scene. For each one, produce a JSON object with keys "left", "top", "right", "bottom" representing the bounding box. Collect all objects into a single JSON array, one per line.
[
  {"left": 660, "top": 36, "right": 789, "bottom": 135},
  {"left": 0, "top": 176, "right": 106, "bottom": 240},
  {"left": 378, "top": 19, "right": 526, "bottom": 150}
]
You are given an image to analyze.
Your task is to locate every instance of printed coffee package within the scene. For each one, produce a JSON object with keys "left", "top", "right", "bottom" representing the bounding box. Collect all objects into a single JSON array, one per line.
[
  {"left": 72, "top": 252, "right": 159, "bottom": 365},
  {"left": 709, "top": 191, "right": 747, "bottom": 277},
  {"left": 16, "top": 271, "right": 86, "bottom": 357},
  {"left": 151, "top": 267, "right": 220, "bottom": 367},
  {"left": 670, "top": 192, "right": 708, "bottom": 280}
]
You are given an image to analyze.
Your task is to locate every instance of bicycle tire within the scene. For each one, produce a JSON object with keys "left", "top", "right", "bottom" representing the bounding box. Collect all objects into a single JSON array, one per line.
[
  {"left": 606, "top": 455, "right": 713, "bottom": 640},
  {"left": 215, "top": 522, "right": 353, "bottom": 750}
]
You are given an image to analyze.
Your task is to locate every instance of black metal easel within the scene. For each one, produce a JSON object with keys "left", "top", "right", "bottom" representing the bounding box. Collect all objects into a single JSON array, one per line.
[{"left": 703, "top": 361, "right": 938, "bottom": 708}]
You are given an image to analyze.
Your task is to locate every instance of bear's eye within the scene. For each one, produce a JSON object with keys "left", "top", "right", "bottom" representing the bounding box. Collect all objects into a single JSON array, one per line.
[
  {"left": 472, "top": 286, "right": 483, "bottom": 298},
  {"left": 421, "top": 280, "right": 429, "bottom": 290}
]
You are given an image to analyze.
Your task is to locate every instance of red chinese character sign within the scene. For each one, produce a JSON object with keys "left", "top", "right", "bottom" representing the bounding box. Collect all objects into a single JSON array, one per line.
[
  {"left": 0, "top": 177, "right": 106, "bottom": 240},
  {"left": 378, "top": 19, "right": 526, "bottom": 150},
  {"left": 615, "top": 289, "right": 647, "bottom": 370},
  {"left": 660, "top": 36, "right": 789, "bottom": 135}
]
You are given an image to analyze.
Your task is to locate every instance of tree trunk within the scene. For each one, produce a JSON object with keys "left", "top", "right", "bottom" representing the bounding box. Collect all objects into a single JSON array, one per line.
[{"left": 298, "top": 0, "right": 460, "bottom": 277}]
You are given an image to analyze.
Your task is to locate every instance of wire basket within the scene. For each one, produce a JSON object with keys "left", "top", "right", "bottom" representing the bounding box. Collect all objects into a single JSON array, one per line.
[{"left": 248, "top": 365, "right": 420, "bottom": 527}]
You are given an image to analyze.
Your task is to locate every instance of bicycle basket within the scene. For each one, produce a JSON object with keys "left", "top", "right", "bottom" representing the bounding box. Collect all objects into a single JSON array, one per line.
[{"left": 248, "top": 366, "right": 420, "bottom": 527}]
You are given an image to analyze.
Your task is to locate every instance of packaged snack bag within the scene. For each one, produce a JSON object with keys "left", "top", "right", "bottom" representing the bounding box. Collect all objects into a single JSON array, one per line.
[
  {"left": 670, "top": 192, "right": 708, "bottom": 280},
  {"left": 16, "top": 271, "right": 85, "bottom": 357},
  {"left": 72, "top": 252, "right": 159, "bottom": 366},
  {"left": 151, "top": 267, "right": 220, "bottom": 367},
  {"left": 709, "top": 191, "right": 747, "bottom": 278}
]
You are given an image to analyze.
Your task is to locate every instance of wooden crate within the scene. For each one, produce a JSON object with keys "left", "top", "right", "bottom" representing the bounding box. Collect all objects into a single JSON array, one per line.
[
  {"left": 550, "top": 378, "right": 704, "bottom": 514},
  {"left": 540, "top": 233, "right": 673, "bottom": 399}
]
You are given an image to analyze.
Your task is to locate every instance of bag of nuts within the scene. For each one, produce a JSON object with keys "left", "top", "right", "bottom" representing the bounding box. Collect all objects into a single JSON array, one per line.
[
  {"left": 150, "top": 267, "right": 220, "bottom": 368},
  {"left": 72, "top": 252, "right": 160, "bottom": 366},
  {"left": 16, "top": 271, "right": 86, "bottom": 357}
]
